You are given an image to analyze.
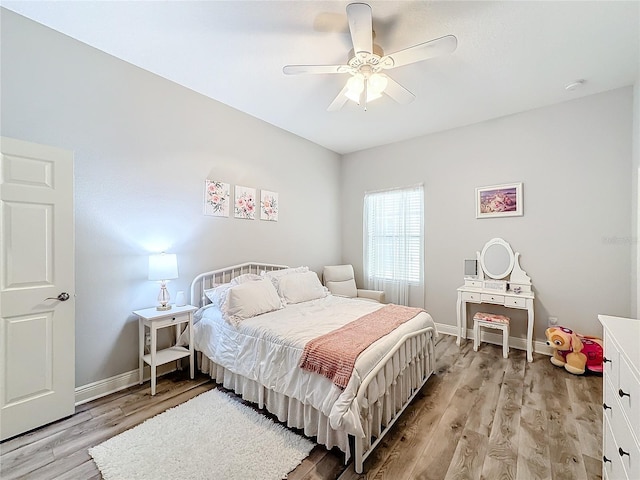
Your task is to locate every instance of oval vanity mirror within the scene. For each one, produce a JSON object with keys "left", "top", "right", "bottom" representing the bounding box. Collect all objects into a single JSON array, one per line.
[{"left": 480, "top": 238, "right": 515, "bottom": 279}]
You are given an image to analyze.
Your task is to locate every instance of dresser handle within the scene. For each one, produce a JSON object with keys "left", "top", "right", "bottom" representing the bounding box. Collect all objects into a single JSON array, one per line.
[
  {"left": 603, "top": 357, "right": 612, "bottom": 363},
  {"left": 603, "top": 456, "right": 612, "bottom": 463},
  {"left": 618, "top": 389, "right": 630, "bottom": 398},
  {"left": 603, "top": 402, "right": 612, "bottom": 410},
  {"left": 618, "top": 447, "right": 630, "bottom": 457}
]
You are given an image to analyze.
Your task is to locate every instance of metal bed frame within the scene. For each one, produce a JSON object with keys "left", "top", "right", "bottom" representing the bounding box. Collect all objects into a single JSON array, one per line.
[{"left": 189, "top": 262, "right": 436, "bottom": 473}]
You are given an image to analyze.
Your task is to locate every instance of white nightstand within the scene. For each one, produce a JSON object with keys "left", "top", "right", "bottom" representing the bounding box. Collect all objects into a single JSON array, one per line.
[{"left": 134, "top": 304, "right": 197, "bottom": 395}]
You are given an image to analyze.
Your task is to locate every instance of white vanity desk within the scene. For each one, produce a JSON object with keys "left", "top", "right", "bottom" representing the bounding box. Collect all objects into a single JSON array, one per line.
[{"left": 456, "top": 238, "right": 535, "bottom": 362}]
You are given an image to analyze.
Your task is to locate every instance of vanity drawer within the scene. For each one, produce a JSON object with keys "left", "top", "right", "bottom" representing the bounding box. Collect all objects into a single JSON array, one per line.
[
  {"left": 481, "top": 293, "right": 504, "bottom": 304},
  {"left": 461, "top": 292, "right": 481, "bottom": 303},
  {"left": 504, "top": 296, "right": 526, "bottom": 308}
]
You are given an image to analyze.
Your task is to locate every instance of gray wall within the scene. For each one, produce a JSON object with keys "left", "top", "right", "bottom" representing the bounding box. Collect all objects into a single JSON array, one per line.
[
  {"left": 1, "top": 9, "right": 636, "bottom": 389},
  {"left": 633, "top": 83, "right": 640, "bottom": 319},
  {"left": 1, "top": 10, "right": 341, "bottom": 386},
  {"left": 341, "top": 88, "right": 634, "bottom": 340}
]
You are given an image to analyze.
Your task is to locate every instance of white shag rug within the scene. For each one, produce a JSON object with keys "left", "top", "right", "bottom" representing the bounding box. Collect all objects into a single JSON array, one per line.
[{"left": 89, "top": 388, "right": 315, "bottom": 480}]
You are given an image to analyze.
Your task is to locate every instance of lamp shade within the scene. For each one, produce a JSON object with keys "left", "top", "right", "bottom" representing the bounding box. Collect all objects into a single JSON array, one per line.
[{"left": 148, "top": 253, "right": 178, "bottom": 281}]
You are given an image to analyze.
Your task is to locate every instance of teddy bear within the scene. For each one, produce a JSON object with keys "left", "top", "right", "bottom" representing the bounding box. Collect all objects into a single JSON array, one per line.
[{"left": 545, "top": 326, "right": 604, "bottom": 375}]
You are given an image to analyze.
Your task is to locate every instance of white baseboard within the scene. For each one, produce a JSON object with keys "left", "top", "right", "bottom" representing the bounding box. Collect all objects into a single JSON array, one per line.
[
  {"left": 435, "top": 322, "right": 554, "bottom": 357},
  {"left": 75, "top": 364, "right": 176, "bottom": 406}
]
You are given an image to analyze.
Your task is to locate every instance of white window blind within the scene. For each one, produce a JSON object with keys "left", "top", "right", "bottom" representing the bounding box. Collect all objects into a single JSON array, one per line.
[{"left": 364, "top": 185, "right": 424, "bottom": 291}]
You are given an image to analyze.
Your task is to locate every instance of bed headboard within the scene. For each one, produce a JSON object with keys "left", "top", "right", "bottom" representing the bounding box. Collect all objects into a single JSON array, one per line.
[{"left": 189, "top": 262, "right": 288, "bottom": 307}]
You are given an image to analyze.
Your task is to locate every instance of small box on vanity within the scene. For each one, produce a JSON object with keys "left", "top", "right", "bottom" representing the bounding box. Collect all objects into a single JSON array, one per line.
[{"left": 482, "top": 279, "right": 507, "bottom": 292}]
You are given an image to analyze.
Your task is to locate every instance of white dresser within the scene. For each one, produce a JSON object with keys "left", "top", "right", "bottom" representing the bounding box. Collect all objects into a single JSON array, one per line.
[{"left": 599, "top": 315, "right": 640, "bottom": 480}]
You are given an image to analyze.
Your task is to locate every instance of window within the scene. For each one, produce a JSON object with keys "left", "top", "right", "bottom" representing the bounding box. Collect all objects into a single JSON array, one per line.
[{"left": 363, "top": 185, "right": 424, "bottom": 288}]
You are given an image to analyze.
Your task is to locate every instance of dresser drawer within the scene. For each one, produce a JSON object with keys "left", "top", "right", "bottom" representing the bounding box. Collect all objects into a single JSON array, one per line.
[
  {"left": 603, "top": 334, "right": 620, "bottom": 385},
  {"left": 616, "top": 413, "right": 640, "bottom": 480},
  {"left": 504, "top": 296, "right": 526, "bottom": 308},
  {"left": 603, "top": 415, "right": 626, "bottom": 480},
  {"left": 604, "top": 376, "right": 623, "bottom": 430},
  {"left": 461, "top": 291, "right": 481, "bottom": 303},
  {"left": 480, "top": 293, "right": 504, "bottom": 304},
  {"left": 618, "top": 356, "right": 640, "bottom": 441}
]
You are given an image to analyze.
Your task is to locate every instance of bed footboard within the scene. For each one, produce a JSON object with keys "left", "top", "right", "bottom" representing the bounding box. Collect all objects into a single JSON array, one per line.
[{"left": 353, "top": 326, "right": 436, "bottom": 474}]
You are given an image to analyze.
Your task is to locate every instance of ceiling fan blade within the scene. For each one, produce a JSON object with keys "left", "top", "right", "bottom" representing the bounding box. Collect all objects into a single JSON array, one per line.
[
  {"left": 283, "top": 64, "right": 350, "bottom": 75},
  {"left": 384, "top": 76, "right": 416, "bottom": 105},
  {"left": 327, "top": 83, "right": 350, "bottom": 112},
  {"left": 380, "top": 35, "right": 458, "bottom": 69},
  {"left": 346, "top": 3, "right": 373, "bottom": 59}
]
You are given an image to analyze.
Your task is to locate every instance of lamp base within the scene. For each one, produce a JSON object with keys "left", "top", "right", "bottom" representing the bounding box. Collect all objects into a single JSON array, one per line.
[{"left": 156, "top": 282, "right": 172, "bottom": 311}]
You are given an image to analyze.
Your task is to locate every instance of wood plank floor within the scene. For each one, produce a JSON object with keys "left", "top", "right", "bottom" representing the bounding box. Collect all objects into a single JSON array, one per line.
[{"left": 0, "top": 333, "right": 603, "bottom": 480}]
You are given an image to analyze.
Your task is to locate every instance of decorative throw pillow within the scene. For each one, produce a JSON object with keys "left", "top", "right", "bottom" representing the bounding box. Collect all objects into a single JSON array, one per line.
[{"left": 277, "top": 270, "right": 327, "bottom": 305}]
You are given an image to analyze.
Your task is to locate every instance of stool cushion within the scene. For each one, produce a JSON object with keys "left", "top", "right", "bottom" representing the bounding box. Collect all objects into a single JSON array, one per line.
[{"left": 474, "top": 312, "right": 510, "bottom": 324}]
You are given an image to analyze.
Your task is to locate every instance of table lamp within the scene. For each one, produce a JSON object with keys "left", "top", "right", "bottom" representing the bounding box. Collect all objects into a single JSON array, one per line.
[{"left": 148, "top": 253, "right": 178, "bottom": 310}]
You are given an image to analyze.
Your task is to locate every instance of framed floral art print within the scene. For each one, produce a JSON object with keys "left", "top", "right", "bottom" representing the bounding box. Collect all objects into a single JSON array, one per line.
[
  {"left": 260, "top": 190, "right": 279, "bottom": 221},
  {"left": 234, "top": 185, "right": 256, "bottom": 220},
  {"left": 204, "top": 180, "right": 230, "bottom": 217}
]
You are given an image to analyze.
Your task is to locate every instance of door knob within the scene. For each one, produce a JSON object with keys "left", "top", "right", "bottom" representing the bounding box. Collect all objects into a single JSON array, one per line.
[{"left": 45, "top": 292, "right": 70, "bottom": 301}]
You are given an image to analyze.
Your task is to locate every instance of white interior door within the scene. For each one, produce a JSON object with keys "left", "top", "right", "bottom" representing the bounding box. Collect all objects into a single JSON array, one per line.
[{"left": 0, "top": 136, "right": 75, "bottom": 441}]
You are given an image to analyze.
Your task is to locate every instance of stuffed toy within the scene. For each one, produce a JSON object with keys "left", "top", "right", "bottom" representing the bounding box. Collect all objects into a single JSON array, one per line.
[{"left": 545, "top": 326, "right": 604, "bottom": 375}]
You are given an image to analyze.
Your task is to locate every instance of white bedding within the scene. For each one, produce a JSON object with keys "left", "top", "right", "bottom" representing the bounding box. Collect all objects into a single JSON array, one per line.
[{"left": 192, "top": 295, "right": 436, "bottom": 437}]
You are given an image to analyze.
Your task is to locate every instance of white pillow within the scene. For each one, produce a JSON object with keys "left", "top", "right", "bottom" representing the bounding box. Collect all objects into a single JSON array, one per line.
[
  {"left": 203, "top": 274, "right": 262, "bottom": 307},
  {"left": 204, "top": 283, "right": 232, "bottom": 308},
  {"left": 224, "top": 278, "right": 282, "bottom": 325},
  {"left": 277, "top": 271, "right": 327, "bottom": 305},
  {"left": 264, "top": 266, "right": 309, "bottom": 293},
  {"left": 230, "top": 273, "right": 262, "bottom": 285}
]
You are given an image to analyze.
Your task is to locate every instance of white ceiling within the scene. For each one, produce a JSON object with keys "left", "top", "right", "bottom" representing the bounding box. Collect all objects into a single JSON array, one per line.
[{"left": 3, "top": 1, "right": 639, "bottom": 154}]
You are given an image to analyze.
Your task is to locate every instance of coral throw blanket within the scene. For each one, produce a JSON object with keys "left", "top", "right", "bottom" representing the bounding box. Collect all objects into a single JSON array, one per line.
[{"left": 299, "top": 304, "right": 425, "bottom": 388}]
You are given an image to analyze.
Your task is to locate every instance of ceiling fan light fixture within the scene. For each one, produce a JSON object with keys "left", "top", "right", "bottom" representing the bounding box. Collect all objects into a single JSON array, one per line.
[
  {"left": 345, "top": 89, "right": 362, "bottom": 103},
  {"left": 366, "top": 91, "right": 383, "bottom": 102},
  {"left": 344, "top": 72, "right": 387, "bottom": 105},
  {"left": 368, "top": 73, "right": 388, "bottom": 95},
  {"left": 345, "top": 74, "right": 364, "bottom": 102},
  {"left": 284, "top": 3, "right": 457, "bottom": 112}
]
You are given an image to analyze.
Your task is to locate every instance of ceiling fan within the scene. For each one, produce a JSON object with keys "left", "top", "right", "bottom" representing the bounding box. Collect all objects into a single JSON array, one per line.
[{"left": 283, "top": 2, "right": 457, "bottom": 111}]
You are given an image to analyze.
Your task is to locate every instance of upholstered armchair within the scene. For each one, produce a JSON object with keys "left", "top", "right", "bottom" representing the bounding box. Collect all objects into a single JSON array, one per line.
[{"left": 322, "top": 264, "right": 385, "bottom": 303}]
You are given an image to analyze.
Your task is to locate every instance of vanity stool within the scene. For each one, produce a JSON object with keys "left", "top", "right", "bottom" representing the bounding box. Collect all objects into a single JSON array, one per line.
[{"left": 473, "top": 312, "right": 510, "bottom": 358}]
